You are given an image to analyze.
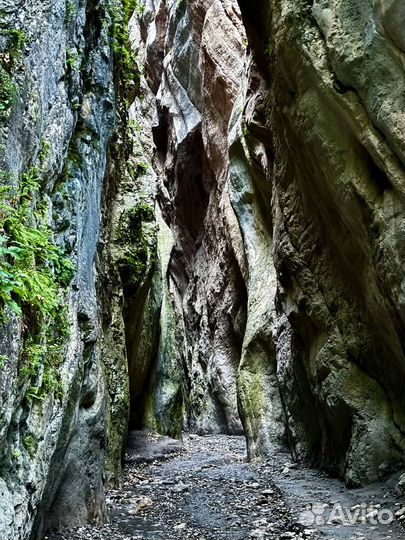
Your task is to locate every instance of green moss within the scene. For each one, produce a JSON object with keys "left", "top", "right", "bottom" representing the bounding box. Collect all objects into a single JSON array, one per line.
[
  {"left": 238, "top": 363, "right": 266, "bottom": 445},
  {"left": 66, "top": 48, "right": 81, "bottom": 71},
  {"left": 117, "top": 202, "right": 156, "bottom": 294},
  {"left": 111, "top": 0, "right": 144, "bottom": 90},
  {"left": 39, "top": 139, "right": 51, "bottom": 166},
  {"left": 0, "top": 148, "right": 75, "bottom": 400},
  {"left": 128, "top": 119, "right": 142, "bottom": 133},
  {"left": 67, "top": 143, "right": 84, "bottom": 167},
  {"left": 65, "top": 0, "right": 77, "bottom": 23},
  {"left": 136, "top": 161, "right": 149, "bottom": 175},
  {"left": 0, "top": 28, "right": 29, "bottom": 118},
  {"left": 0, "top": 64, "right": 16, "bottom": 117},
  {"left": 6, "top": 29, "right": 29, "bottom": 59},
  {"left": 23, "top": 434, "right": 38, "bottom": 458}
]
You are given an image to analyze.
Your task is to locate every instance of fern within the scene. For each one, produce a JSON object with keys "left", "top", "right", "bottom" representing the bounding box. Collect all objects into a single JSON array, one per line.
[{"left": 0, "top": 161, "right": 75, "bottom": 399}]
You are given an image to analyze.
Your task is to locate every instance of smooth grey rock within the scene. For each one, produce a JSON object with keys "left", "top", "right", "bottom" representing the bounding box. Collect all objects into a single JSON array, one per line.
[
  {"left": 396, "top": 473, "right": 405, "bottom": 496},
  {"left": 137, "top": 0, "right": 405, "bottom": 488},
  {"left": 0, "top": 0, "right": 118, "bottom": 537}
]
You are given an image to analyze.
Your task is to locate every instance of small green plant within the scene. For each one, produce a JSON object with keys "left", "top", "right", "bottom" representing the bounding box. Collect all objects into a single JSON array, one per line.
[
  {"left": 66, "top": 0, "right": 77, "bottom": 23},
  {"left": 42, "top": 367, "right": 64, "bottom": 399},
  {"left": 12, "top": 448, "right": 21, "bottom": 460},
  {"left": 0, "top": 65, "right": 16, "bottom": 117},
  {"left": 128, "top": 119, "right": 142, "bottom": 133},
  {"left": 0, "top": 353, "right": 7, "bottom": 368},
  {"left": 26, "top": 386, "right": 45, "bottom": 402},
  {"left": 21, "top": 341, "right": 44, "bottom": 379},
  {"left": 23, "top": 434, "right": 38, "bottom": 457},
  {"left": 66, "top": 49, "right": 80, "bottom": 71},
  {"left": 136, "top": 161, "right": 149, "bottom": 175},
  {"left": 0, "top": 145, "right": 75, "bottom": 401}
]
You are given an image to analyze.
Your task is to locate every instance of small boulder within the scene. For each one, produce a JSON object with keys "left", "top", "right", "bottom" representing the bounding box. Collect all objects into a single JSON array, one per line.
[{"left": 395, "top": 473, "right": 405, "bottom": 496}]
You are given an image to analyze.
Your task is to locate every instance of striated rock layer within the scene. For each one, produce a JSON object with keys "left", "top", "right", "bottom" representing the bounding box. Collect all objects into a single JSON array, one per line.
[
  {"left": 0, "top": 0, "right": 158, "bottom": 537},
  {"left": 136, "top": 0, "right": 405, "bottom": 488},
  {"left": 0, "top": 0, "right": 404, "bottom": 538},
  {"left": 236, "top": 0, "right": 405, "bottom": 486}
]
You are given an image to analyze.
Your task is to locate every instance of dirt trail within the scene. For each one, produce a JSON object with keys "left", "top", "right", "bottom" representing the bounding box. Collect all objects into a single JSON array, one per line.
[{"left": 46, "top": 433, "right": 405, "bottom": 540}]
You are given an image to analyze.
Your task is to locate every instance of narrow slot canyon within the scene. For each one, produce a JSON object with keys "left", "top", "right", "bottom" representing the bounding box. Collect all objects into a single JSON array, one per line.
[{"left": 0, "top": 1, "right": 404, "bottom": 540}]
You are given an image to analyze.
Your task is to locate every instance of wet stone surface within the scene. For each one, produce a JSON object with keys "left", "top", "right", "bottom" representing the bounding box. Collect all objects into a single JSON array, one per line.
[{"left": 46, "top": 433, "right": 405, "bottom": 540}]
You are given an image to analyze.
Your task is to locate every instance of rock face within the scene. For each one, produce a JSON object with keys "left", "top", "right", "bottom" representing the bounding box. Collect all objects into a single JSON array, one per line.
[
  {"left": 236, "top": 0, "right": 405, "bottom": 486},
  {"left": 0, "top": 1, "right": 115, "bottom": 537},
  {"left": 138, "top": 0, "right": 249, "bottom": 436},
  {"left": 0, "top": 0, "right": 404, "bottom": 538},
  {"left": 0, "top": 1, "right": 153, "bottom": 538},
  {"left": 135, "top": 0, "right": 405, "bottom": 488}
]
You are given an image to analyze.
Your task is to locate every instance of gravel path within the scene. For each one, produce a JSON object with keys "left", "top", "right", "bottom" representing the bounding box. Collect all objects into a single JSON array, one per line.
[{"left": 46, "top": 433, "right": 405, "bottom": 540}]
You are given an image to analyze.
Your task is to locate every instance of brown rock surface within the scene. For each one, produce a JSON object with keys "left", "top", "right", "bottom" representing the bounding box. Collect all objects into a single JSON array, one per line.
[{"left": 137, "top": 0, "right": 405, "bottom": 486}]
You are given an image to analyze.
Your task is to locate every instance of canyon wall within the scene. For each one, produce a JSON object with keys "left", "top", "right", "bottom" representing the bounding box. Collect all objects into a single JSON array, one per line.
[
  {"left": 0, "top": 0, "right": 149, "bottom": 537},
  {"left": 137, "top": 0, "right": 405, "bottom": 488},
  {"left": 236, "top": 0, "right": 405, "bottom": 486},
  {"left": 139, "top": 0, "right": 249, "bottom": 435},
  {"left": 0, "top": 0, "right": 404, "bottom": 538}
]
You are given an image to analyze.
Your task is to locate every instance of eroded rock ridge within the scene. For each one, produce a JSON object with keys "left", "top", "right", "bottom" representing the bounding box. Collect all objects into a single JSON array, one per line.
[{"left": 0, "top": 0, "right": 404, "bottom": 538}]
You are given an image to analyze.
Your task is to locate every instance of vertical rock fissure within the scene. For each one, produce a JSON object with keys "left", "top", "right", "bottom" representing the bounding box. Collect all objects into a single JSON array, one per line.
[
  {"left": 235, "top": 0, "right": 405, "bottom": 486},
  {"left": 0, "top": 0, "right": 405, "bottom": 537},
  {"left": 128, "top": 0, "right": 405, "bottom": 489}
]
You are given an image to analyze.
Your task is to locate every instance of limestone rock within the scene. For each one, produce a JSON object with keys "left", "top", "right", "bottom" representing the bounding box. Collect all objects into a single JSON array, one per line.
[
  {"left": 237, "top": 0, "right": 405, "bottom": 485},
  {"left": 1, "top": 1, "right": 404, "bottom": 538},
  {"left": 137, "top": 0, "right": 405, "bottom": 487}
]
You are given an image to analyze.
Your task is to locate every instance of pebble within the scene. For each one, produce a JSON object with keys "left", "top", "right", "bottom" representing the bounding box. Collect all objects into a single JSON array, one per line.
[
  {"left": 262, "top": 489, "right": 274, "bottom": 496},
  {"left": 128, "top": 496, "right": 153, "bottom": 514},
  {"left": 45, "top": 434, "right": 404, "bottom": 540},
  {"left": 395, "top": 507, "right": 405, "bottom": 518},
  {"left": 250, "top": 529, "right": 265, "bottom": 539},
  {"left": 172, "top": 482, "right": 189, "bottom": 493}
]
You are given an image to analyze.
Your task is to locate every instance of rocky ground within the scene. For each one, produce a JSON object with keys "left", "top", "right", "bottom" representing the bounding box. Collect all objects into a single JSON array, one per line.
[{"left": 46, "top": 433, "right": 405, "bottom": 540}]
